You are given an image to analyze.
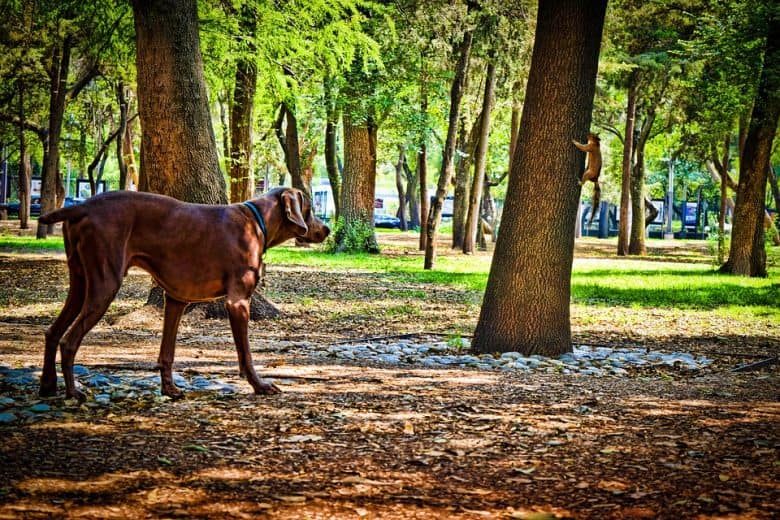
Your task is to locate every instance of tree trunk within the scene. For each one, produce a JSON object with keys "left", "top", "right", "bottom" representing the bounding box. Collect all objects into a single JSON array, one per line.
[
  {"left": 452, "top": 117, "right": 471, "bottom": 249},
  {"left": 132, "top": 0, "right": 227, "bottom": 204},
  {"left": 628, "top": 149, "right": 647, "bottom": 255},
  {"left": 335, "top": 110, "right": 379, "bottom": 252},
  {"left": 721, "top": 13, "right": 780, "bottom": 277},
  {"left": 418, "top": 60, "right": 429, "bottom": 251},
  {"left": 617, "top": 73, "right": 637, "bottom": 256},
  {"left": 403, "top": 156, "right": 420, "bottom": 229},
  {"left": 37, "top": 38, "right": 71, "bottom": 239},
  {"left": 424, "top": 29, "right": 473, "bottom": 269},
  {"left": 132, "top": 0, "right": 278, "bottom": 316},
  {"left": 464, "top": 61, "right": 497, "bottom": 254},
  {"left": 628, "top": 106, "right": 656, "bottom": 255},
  {"left": 324, "top": 77, "right": 341, "bottom": 219},
  {"left": 123, "top": 115, "right": 139, "bottom": 189},
  {"left": 17, "top": 85, "right": 31, "bottom": 230},
  {"left": 229, "top": 21, "right": 257, "bottom": 203},
  {"left": 395, "top": 147, "right": 408, "bottom": 230},
  {"left": 275, "top": 103, "right": 310, "bottom": 195},
  {"left": 116, "top": 82, "right": 129, "bottom": 191},
  {"left": 768, "top": 163, "right": 780, "bottom": 215},
  {"left": 472, "top": 0, "right": 607, "bottom": 356}
]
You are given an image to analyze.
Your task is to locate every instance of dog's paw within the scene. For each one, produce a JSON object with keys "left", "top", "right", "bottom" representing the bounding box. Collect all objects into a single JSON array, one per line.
[
  {"left": 66, "top": 389, "right": 88, "bottom": 403},
  {"left": 161, "top": 385, "right": 184, "bottom": 399},
  {"left": 253, "top": 381, "right": 281, "bottom": 395}
]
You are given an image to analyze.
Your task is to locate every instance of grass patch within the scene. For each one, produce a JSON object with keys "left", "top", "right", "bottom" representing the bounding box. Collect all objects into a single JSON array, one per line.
[
  {"left": 0, "top": 235, "right": 64, "bottom": 252},
  {"left": 4, "top": 235, "right": 776, "bottom": 319}
]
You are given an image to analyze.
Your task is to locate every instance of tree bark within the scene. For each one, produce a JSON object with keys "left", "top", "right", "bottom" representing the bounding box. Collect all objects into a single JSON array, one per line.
[
  {"left": 132, "top": 0, "right": 227, "bottom": 204},
  {"left": 628, "top": 148, "right": 647, "bottom": 254},
  {"left": 123, "top": 114, "right": 139, "bottom": 189},
  {"left": 17, "top": 84, "right": 31, "bottom": 230},
  {"left": 229, "top": 24, "right": 257, "bottom": 203},
  {"left": 721, "top": 12, "right": 780, "bottom": 277},
  {"left": 335, "top": 110, "right": 379, "bottom": 252},
  {"left": 324, "top": 77, "right": 341, "bottom": 219},
  {"left": 37, "top": 38, "right": 71, "bottom": 239},
  {"left": 403, "top": 156, "right": 420, "bottom": 229},
  {"left": 395, "top": 147, "right": 408, "bottom": 230},
  {"left": 116, "top": 82, "right": 129, "bottom": 191},
  {"left": 472, "top": 0, "right": 607, "bottom": 356},
  {"left": 617, "top": 73, "right": 637, "bottom": 256},
  {"left": 628, "top": 106, "right": 656, "bottom": 255},
  {"left": 424, "top": 29, "right": 473, "bottom": 269},
  {"left": 464, "top": 61, "right": 497, "bottom": 254},
  {"left": 452, "top": 115, "right": 474, "bottom": 249},
  {"left": 418, "top": 59, "right": 429, "bottom": 250}
]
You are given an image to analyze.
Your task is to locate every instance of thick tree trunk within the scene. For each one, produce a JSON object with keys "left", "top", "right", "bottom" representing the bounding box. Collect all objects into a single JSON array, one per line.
[
  {"left": 721, "top": 13, "right": 780, "bottom": 277},
  {"left": 335, "top": 109, "right": 378, "bottom": 253},
  {"left": 132, "top": 0, "right": 278, "bottom": 316},
  {"left": 229, "top": 42, "right": 257, "bottom": 202},
  {"left": 464, "top": 62, "right": 497, "bottom": 254},
  {"left": 132, "top": 0, "right": 227, "bottom": 204},
  {"left": 617, "top": 74, "right": 636, "bottom": 256},
  {"left": 418, "top": 61, "right": 429, "bottom": 251},
  {"left": 37, "top": 38, "right": 71, "bottom": 239},
  {"left": 424, "top": 29, "right": 473, "bottom": 269},
  {"left": 324, "top": 78, "right": 341, "bottom": 219},
  {"left": 472, "top": 0, "right": 607, "bottom": 356}
]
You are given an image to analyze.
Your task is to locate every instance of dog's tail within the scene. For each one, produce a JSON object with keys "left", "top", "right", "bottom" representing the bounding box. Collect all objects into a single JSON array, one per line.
[
  {"left": 38, "top": 205, "right": 88, "bottom": 225},
  {"left": 588, "top": 181, "right": 601, "bottom": 227}
]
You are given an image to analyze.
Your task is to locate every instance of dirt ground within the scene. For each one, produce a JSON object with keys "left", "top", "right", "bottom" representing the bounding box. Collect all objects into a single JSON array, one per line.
[{"left": 0, "top": 230, "right": 778, "bottom": 519}]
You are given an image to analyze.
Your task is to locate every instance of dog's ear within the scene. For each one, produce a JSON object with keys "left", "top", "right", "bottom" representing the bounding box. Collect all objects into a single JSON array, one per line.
[{"left": 282, "top": 190, "right": 308, "bottom": 235}]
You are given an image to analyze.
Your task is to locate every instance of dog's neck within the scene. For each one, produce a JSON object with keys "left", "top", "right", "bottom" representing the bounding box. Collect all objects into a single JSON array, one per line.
[{"left": 242, "top": 201, "right": 268, "bottom": 253}]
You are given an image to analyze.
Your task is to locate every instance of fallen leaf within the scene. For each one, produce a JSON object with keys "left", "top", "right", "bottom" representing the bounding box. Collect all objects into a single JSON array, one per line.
[
  {"left": 280, "top": 435, "right": 323, "bottom": 443},
  {"left": 403, "top": 421, "right": 415, "bottom": 435}
]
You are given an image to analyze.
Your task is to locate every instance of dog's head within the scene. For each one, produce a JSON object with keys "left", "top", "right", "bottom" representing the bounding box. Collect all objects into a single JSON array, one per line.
[{"left": 263, "top": 187, "right": 330, "bottom": 246}]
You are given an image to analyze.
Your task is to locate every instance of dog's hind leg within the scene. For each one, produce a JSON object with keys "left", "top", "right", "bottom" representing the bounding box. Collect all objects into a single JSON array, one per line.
[
  {"left": 225, "top": 292, "right": 280, "bottom": 395},
  {"left": 58, "top": 254, "right": 123, "bottom": 401},
  {"left": 157, "top": 293, "right": 187, "bottom": 397},
  {"left": 41, "top": 270, "right": 86, "bottom": 396},
  {"left": 41, "top": 226, "right": 86, "bottom": 397}
]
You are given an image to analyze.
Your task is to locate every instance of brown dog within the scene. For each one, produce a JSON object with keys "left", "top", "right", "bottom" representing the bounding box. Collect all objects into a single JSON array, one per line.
[{"left": 38, "top": 187, "right": 329, "bottom": 401}]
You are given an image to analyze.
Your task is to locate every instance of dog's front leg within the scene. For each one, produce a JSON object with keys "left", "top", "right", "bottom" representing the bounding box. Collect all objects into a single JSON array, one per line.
[
  {"left": 225, "top": 295, "right": 280, "bottom": 395},
  {"left": 157, "top": 294, "right": 187, "bottom": 398}
]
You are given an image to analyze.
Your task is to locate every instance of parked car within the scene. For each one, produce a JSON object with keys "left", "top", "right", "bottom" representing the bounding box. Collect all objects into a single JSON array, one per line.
[
  {"left": 373, "top": 213, "right": 401, "bottom": 229},
  {"left": 5, "top": 196, "right": 82, "bottom": 218}
]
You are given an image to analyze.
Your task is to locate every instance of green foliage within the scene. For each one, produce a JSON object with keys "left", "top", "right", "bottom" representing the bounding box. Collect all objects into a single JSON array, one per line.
[{"left": 325, "top": 216, "right": 380, "bottom": 254}]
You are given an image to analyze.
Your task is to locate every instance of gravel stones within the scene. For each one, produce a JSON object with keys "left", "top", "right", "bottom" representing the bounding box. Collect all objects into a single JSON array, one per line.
[{"left": 315, "top": 340, "right": 712, "bottom": 375}]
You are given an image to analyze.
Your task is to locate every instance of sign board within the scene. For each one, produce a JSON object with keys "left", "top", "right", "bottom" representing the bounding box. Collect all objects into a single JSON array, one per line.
[
  {"left": 31, "top": 177, "right": 42, "bottom": 197},
  {"left": 650, "top": 200, "right": 665, "bottom": 225},
  {"left": 684, "top": 202, "right": 698, "bottom": 226},
  {"left": 76, "top": 179, "right": 106, "bottom": 199}
]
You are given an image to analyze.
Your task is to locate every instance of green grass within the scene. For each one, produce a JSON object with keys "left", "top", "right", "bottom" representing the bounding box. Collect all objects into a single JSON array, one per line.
[
  {"left": 0, "top": 235, "right": 64, "bottom": 251},
  {"left": 4, "top": 234, "right": 777, "bottom": 318}
]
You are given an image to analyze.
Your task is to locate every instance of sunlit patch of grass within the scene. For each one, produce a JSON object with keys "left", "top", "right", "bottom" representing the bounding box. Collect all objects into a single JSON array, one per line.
[{"left": 0, "top": 235, "right": 64, "bottom": 252}]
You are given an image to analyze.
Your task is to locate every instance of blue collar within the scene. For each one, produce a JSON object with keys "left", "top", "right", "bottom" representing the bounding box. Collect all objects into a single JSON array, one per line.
[{"left": 242, "top": 201, "right": 268, "bottom": 254}]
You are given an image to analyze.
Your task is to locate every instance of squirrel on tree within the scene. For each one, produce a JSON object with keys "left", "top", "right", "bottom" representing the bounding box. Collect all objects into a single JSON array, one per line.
[{"left": 572, "top": 133, "right": 601, "bottom": 226}]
